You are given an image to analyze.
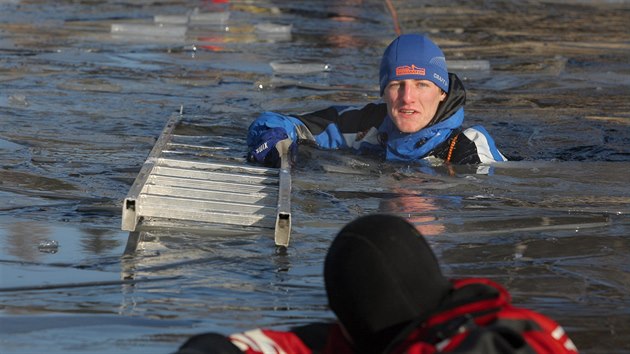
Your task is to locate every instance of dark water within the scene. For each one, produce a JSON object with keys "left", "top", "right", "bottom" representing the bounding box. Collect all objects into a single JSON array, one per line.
[{"left": 1, "top": 0, "right": 629, "bottom": 353}]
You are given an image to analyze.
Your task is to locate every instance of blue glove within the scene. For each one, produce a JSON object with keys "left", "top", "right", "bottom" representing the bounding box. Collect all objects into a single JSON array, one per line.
[{"left": 247, "top": 128, "right": 293, "bottom": 167}]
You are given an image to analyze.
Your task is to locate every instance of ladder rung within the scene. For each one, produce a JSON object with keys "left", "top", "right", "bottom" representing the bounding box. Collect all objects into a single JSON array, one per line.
[
  {"left": 137, "top": 194, "right": 277, "bottom": 216},
  {"left": 142, "top": 184, "right": 277, "bottom": 205},
  {"left": 138, "top": 208, "right": 275, "bottom": 228},
  {"left": 157, "top": 157, "right": 278, "bottom": 176},
  {"left": 152, "top": 166, "right": 278, "bottom": 185},
  {"left": 146, "top": 175, "right": 278, "bottom": 194}
]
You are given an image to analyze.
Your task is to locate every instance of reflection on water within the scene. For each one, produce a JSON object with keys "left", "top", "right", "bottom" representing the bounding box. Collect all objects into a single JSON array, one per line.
[
  {"left": 5, "top": 222, "right": 49, "bottom": 263},
  {"left": 1, "top": 0, "right": 629, "bottom": 353},
  {"left": 379, "top": 191, "right": 447, "bottom": 236},
  {"left": 0, "top": 218, "right": 124, "bottom": 266}
]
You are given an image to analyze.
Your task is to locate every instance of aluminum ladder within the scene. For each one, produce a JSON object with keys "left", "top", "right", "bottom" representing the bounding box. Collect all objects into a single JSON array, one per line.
[{"left": 121, "top": 112, "right": 292, "bottom": 254}]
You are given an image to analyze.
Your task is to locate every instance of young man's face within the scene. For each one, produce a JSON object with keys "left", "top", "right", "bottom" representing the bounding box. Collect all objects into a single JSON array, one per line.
[{"left": 383, "top": 79, "right": 447, "bottom": 133}]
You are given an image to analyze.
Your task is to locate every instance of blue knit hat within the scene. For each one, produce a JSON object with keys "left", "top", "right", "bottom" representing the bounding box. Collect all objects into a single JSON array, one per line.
[{"left": 379, "top": 34, "right": 449, "bottom": 96}]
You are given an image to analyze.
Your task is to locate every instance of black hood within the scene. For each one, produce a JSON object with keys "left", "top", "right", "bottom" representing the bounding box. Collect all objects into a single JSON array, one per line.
[
  {"left": 428, "top": 73, "right": 466, "bottom": 127},
  {"left": 324, "top": 214, "right": 452, "bottom": 354}
]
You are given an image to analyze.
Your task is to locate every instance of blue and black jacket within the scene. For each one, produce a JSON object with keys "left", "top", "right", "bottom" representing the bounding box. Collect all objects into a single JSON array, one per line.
[{"left": 247, "top": 73, "right": 506, "bottom": 165}]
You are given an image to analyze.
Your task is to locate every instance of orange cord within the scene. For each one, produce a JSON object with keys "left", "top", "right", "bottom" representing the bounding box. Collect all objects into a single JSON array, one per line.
[
  {"left": 446, "top": 133, "right": 459, "bottom": 163},
  {"left": 384, "top": 0, "right": 402, "bottom": 35}
]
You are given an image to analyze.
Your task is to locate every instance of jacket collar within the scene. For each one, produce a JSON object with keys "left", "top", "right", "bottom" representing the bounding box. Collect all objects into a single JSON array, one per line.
[{"left": 380, "top": 107, "right": 464, "bottom": 161}]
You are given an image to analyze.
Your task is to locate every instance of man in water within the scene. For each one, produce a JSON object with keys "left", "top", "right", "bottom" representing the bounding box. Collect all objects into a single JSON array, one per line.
[
  {"left": 246, "top": 34, "right": 507, "bottom": 168},
  {"left": 175, "top": 214, "right": 577, "bottom": 353}
]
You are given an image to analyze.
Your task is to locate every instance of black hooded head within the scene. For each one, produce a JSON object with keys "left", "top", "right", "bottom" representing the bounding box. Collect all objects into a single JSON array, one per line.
[{"left": 324, "top": 214, "right": 452, "bottom": 353}]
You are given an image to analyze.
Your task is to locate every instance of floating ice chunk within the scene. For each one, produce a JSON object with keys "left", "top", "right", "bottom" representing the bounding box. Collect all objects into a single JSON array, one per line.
[
  {"left": 111, "top": 23, "right": 187, "bottom": 38},
  {"left": 255, "top": 22, "right": 292, "bottom": 34},
  {"left": 154, "top": 15, "right": 189, "bottom": 25},
  {"left": 448, "top": 60, "right": 491, "bottom": 71},
  {"left": 270, "top": 61, "right": 332, "bottom": 74},
  {"left": 8, "top": 94, "right": 28, "bottom": 106},
  {"left": 189, "top": 11, "right": 230, "bottom": 25},
  {"left": 38, "top": 240, "right": 59, "bottom": 254},
  {"left": 154, "top": 10, "right": 229, "bottom": 26},
  {"left": 254, "top": 77, "right": 376, "bottom": 93},
  {"left": 0, "top": 137, "right": 24, "bottom": 150},
  {"left": 255, "top": 22, "right": 292, "bottom": 41}
]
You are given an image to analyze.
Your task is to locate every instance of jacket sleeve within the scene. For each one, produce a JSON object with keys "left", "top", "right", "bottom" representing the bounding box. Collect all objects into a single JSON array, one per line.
[
  {"left": 174, "top": 329, "right": 317, "bottom": 354},
  {"left": 227, "top": 323, "right": 334, "bottom": 354},
  {"left": 247, "top": 104, "right": 387, "bottom": 151}
]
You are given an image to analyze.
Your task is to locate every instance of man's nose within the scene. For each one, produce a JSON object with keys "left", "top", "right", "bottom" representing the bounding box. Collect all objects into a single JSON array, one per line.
[{"left": 401, "top": 83, "right": 415, "bottom": 102}]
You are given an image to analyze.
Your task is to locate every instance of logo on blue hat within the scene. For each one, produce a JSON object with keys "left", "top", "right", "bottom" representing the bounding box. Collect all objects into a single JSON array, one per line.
[{"left": 395, "top": 64, "right": 425, "bottom": 76}]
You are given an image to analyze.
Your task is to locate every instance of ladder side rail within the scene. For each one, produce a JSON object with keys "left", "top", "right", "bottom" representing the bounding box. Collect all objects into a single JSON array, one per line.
[
  {"left": 274, "top": 139, "right": 292, "bottom": 247},
  {"left": 122, "top": 113, "right": 181, "bottom": 232}
]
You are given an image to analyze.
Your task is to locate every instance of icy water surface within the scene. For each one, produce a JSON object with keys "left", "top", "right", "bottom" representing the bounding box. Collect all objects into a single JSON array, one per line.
[{"left": 1, "top": 0, "right": 629, "bottom": 353}]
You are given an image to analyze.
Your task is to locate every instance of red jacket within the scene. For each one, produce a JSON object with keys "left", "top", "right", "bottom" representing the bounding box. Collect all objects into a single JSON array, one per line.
[
  {"left": 390, "top": 278, "right": 578, "bottom": 353},
  {"left": 192, "top": 278, "right": 578, "bottom": 354}
]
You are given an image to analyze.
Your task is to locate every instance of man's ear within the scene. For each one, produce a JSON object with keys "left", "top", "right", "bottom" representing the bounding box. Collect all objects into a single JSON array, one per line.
[{"left": 440, "top": 90, "right": 447, "bottom": 102}]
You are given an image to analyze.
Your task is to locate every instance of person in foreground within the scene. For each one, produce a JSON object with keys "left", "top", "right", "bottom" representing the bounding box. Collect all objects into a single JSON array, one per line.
[
  {"left": 247, "top": 34, "right": 507, "bottom": 168},
  {"left": 175, "top": 214, "right": 578, "bottom": 354}
]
